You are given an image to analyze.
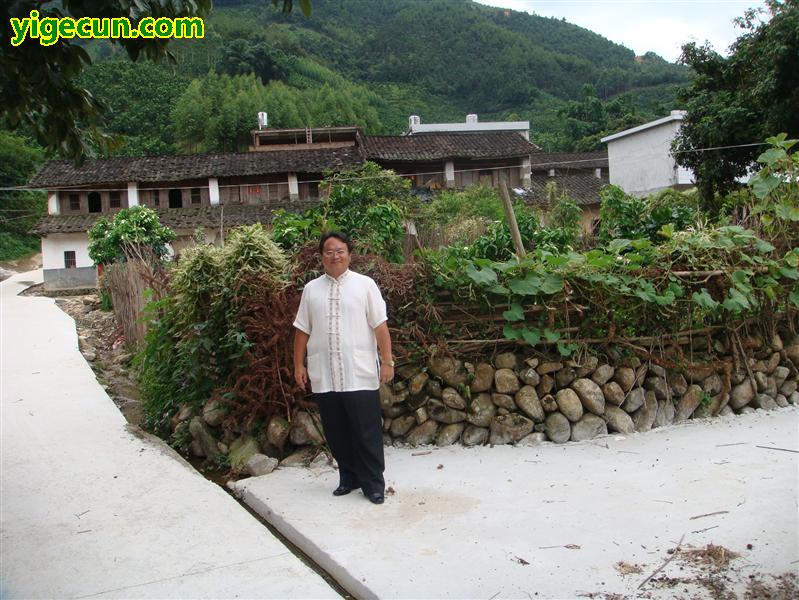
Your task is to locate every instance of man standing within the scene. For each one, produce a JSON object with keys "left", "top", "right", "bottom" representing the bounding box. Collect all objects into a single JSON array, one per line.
[{"left": 293, "top": 232, "right": 394, "bottom": 504}]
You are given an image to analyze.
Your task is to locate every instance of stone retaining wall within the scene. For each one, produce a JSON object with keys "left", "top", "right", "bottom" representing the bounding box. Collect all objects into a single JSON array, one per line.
[{"left": 179, "top": 332, "right": 799, "bottom": 475}]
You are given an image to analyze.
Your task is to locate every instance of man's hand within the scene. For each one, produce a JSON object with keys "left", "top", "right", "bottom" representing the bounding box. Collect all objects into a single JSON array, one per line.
[
  {"left": 380, "top": 363, "right": 394, "bottom": 384},
  {"left": 295, "top": 365, "right": 308, "bottom": 390}
]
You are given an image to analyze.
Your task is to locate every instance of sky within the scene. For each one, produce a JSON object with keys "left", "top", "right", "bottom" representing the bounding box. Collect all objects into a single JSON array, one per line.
[{"left": 475, "top": 0, "right": 768, "bottom": 62}]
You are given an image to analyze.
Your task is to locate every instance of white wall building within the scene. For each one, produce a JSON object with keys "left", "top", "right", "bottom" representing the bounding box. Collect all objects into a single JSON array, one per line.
[{"left": 600, "top": 110, "right": 694, "bottom": 197}]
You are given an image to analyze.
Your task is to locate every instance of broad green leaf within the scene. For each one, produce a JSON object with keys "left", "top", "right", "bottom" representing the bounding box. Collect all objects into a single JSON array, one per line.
[
  {"left": 654, "top": 290, "right": 676, "bottom": 306},
  {"left": 722, "top": 288, "right": 751, "bottom": 313},
  {"left": 756, "top": 148, "right": 786, "bottom": 165},
  {"left": 607, "top": 238, "right": 631, "bottom": 253},
  {"left": 785, "top": 249, "right": 799, "bottom": 268},
  {"left": 731, "top": 270, "right": 753, "bottom": 290},
  {"left": 488, "top": 284, "right": 510, "bottom": 295},
  {"left": 540, "top": 274, "right": 564, "bottom": 295},
  {"left": 503, "top": 324, "right": 522, "bottom": 340},
  {"left": 790, "top": 284, "right": 799, "bottom": 308},
  {"left": 667, "top": 282, "right": 685, "bottom": 298},
  {"left": 755, "top": 239, "right": 776, "bottom": 253},
  {"left": 750, "top": 173, "right": 781, "bottom": 199},
  {"left": 557, "top": 342, "right": 577, "bottom": 357},
  {"left": 545, "top": 254, "right": 571, "bottom": 268},
  {"left": 503, "top": 302, "right": 525, "bottom": 322},
  {"left": 508, "top": 274, "right": 542, "bottom": 295},
  {"left": 586, "top": 250, "right": 615, "bottom": 269},
  {"left": 465, "top": 263, "right": 497, "bottom": 285},
  {"left": 521, "top": 328, "right": 541, "bottom": 346},
  {"left": 543, "top": 328, "right": 560, "bottom": 342},
  {"left": 491, "top": 260, "right": 519, "bottom": 273},
  {"left": 692, "top": 289, "right": 718, "bottom": 309},
  {"left": 659, "top": 223, "right": 675, "bottom": 239},
  {"left": 774, "top": 203, "right": 799, "bottom": 221}
]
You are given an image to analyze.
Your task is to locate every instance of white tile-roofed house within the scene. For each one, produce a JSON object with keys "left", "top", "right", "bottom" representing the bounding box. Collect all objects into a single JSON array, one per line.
[
  {"left": 29, "top": 126, "right": 540, "bottom": 290},
  {"left": 601, "top": 110, "right": 695, "bottom": 197}
]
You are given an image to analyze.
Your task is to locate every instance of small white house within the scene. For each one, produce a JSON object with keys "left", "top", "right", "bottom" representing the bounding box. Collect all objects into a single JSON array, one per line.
[{"left": 601, "top": 110, "right": 695, "bottom": 197}]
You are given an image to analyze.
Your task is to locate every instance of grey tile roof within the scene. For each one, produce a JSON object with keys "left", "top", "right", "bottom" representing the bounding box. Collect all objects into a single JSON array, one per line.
[
  {"left": 361, "top": 132, "right": 538, "bottom": 161},
  {"left": 30, "top": 203, "right": 316, "bottom": 236},
  {"left": 29, "top": 148, "right": 364, "bottom": 188},
  {"left": 524, "top": 173, "right": 608, "bottom": 206},
  {"left": 528, "top": 151, "right": 608, "bottom": 170}
]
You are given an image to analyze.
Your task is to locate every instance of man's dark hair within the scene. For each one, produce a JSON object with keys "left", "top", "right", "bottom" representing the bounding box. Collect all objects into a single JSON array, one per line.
[{"left": 318, "top": 231, "right": 353, "bottom": 254}]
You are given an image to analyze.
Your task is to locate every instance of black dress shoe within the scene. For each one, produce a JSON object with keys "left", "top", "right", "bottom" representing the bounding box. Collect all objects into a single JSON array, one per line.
[
  {"left": 367, "top": 492, "right": 384, "bottom": 504},
  {"left": 333, "top": 485, "right": 355, "bottom": 496}
]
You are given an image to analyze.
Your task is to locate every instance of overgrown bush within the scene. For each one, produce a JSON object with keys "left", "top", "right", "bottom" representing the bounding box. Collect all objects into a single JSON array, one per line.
[
  {"left": 88, "top": 206, "right": 175, "bottom": 265},
  {"left": 272, "top": 161, "right": 410, "bottom": 261},
  {"left": 599, "top": 184, "right": 701, "bottom": 243},
  {"left": 137, "top": 224, "right": 287, "bottom": 436}
]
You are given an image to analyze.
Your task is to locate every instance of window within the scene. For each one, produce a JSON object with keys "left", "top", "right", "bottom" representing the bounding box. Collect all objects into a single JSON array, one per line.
[
  {"left": 168, "top": 189, "right": 182, "bottom": 208},
  {"left": 69, "top": 193, "right": 80, "bottom": 211},
  {"left": 64, "top": 251, "right": 77, "bottom": 269},
  {"left": 109, "top": 191, "right": 121, "bottom": 208},
  {"left": 152, "top": 190, "right": 160, "bottom": 207},
  {"left": 88, "top": 192, "right": 101, "bottom": 213},
  {"left": 191, "top": 187, "right": 201, "bottom": 204}
]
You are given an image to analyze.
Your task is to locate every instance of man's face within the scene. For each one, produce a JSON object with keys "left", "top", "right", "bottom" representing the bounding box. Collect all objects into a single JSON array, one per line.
[{"left": 321, "top": 236, "right": 351, "bottom": 277}]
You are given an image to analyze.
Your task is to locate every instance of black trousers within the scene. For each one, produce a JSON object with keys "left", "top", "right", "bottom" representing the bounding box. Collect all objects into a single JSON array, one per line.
[{"left": 314, "top": 389, "right": 385, "bottom": 495}]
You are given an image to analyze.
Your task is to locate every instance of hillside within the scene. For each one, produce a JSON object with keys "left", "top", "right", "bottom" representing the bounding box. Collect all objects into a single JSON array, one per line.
[{"left": 79, "top": 0, "right": 691, "bottom": 154}]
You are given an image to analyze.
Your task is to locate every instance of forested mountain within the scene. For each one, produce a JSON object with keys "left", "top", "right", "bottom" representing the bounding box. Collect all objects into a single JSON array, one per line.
[{"left": 79, "top": 0, "right": 691, "bottom": 155}]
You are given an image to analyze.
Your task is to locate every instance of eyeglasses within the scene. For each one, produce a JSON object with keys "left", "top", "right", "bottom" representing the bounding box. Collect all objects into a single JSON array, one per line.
[{"left": 323, "top": 250, "right": 348, "bottom": 257}]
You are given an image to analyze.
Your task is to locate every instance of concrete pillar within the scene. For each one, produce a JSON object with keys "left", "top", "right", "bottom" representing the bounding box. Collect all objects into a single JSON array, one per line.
[
  {"left": 288, "top": 173, "right": 299, "bottom": 201},
  {"left": 127, "top": 182, "right": 139, "bottom": 207},
  {"left": 521, "top": 157, "right": 532, "bottom": 189},
  {"left": 209, "top": 177, "right": 220, "bottom": 205},
  {"left": 48, "top": 191, "right": 59, "bottom": 215},
  {"left": 444, "top": 160, "right": 455, "bottom": 188}
]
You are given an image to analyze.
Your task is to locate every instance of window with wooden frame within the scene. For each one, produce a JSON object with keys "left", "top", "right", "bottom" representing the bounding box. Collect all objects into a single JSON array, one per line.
[
  {"left": 69, "top": 193, "right": 80, "bottom": 211},
  {"left": 109, "top": 191, "right": 121, "bottom": 208},
  {"left": 191, "top": 187, "right": 201, "bottom": 204},
  {"left": 64, "top": 251, "right": 77, "bottom": 269},
  {"left": 152, "top": 189, "right": 160, "bottom": 207}
]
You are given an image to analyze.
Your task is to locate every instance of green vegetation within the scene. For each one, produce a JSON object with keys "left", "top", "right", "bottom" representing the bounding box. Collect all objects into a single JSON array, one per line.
[
  {"left": 136, "top": 136, "right": 798, "bottom": 447},
  {"left": 0, "top": 130, "right": 45, "bottom": 261},
  {"left": 674, "top": 0, "right": 799, "bottom": 211},
  {"left": 3, "top": 0, "right": 692, "bottom": 161},
  {"left": 139, "top": 224, "right": 287, "bottom": 435},
  {"left": 87, "top": 206, "right": 176, "bottom": 265},
  {"left": 0, "top": 0, "right": 303, "bottom": 161},
  {"left": 272, "top": 162, "right": 411, "bottom": 261}
]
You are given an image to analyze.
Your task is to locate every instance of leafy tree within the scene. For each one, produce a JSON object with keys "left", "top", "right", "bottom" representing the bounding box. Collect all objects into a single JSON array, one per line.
[
  {"left": 0, "top": 130, "right": 45, "bottom": 260},
  {"left": 0, "top": 0, "right": 308, "bottom": 161},
  {"left": 87, "top": 206, "right": 175, "bottom": 265},
  {"left": 674, "top": 0, "right": 799, "bottom": 213},
  {"left": 217, "top": 39, "right": 288, "bottom": 83}
]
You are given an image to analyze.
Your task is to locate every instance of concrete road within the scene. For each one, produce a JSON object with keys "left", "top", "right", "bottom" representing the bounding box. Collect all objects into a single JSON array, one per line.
[
  {"left": 234, "top": 402, "right": 799, "bottom": 599},
  {"left": 1, "top": 271, "right": 337, "bottom": 599}
]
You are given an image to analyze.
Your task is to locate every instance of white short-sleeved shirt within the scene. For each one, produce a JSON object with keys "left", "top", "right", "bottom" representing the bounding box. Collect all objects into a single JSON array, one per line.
[{"left": 293, "top": 269, "right": 388, "bottom": 393}]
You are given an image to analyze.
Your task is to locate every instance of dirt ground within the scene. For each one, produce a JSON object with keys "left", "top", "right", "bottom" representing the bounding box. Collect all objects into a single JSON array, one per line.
[{"left": 0, "top": 252, "right": 42, "bottom": 276}]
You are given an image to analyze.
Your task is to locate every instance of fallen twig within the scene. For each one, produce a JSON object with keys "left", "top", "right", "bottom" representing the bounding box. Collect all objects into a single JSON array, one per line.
[
  {"left": 411, "top": 451, "right": 432, "bottom": 457},
  {"left": 637, "top": 534, "right": 685, "bottom": 590},
  {"left": 691, "top": 525, "right": 719, "bottom": 534},
  {"left": 715, "top": 442, "right": 747, "bottom": 447},
  {"left": 755, "top": 445, "right": 798, "bottom": 454},
  {"left": 690, "top": 510, "right": 729, "bottom": 520}
]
